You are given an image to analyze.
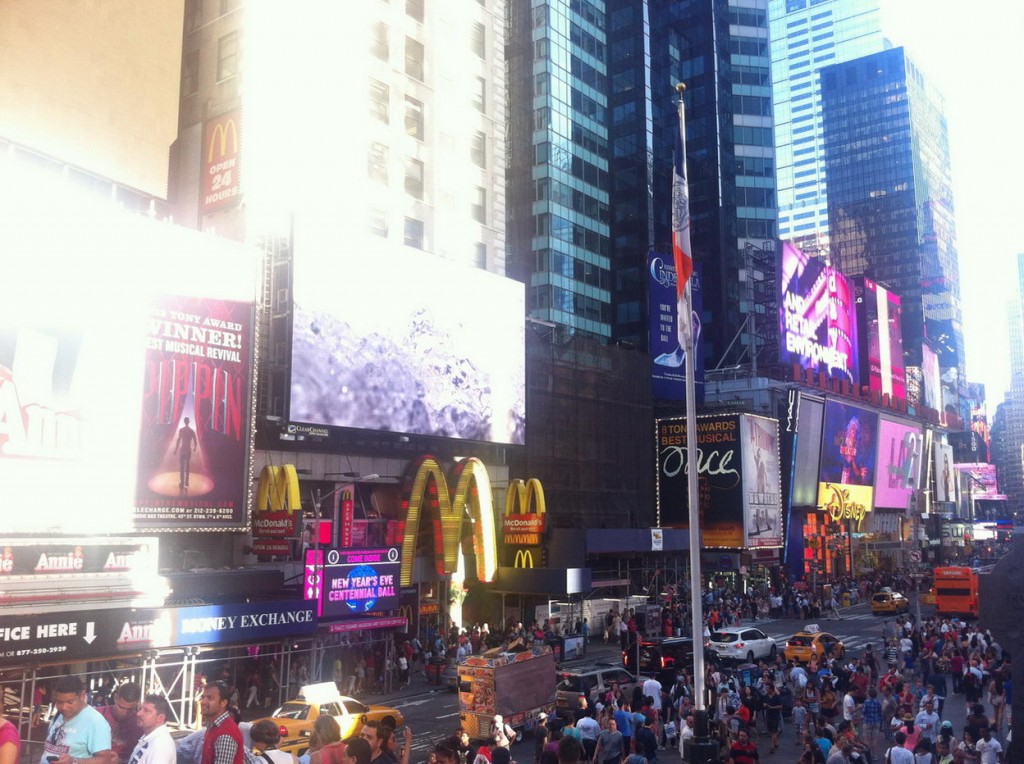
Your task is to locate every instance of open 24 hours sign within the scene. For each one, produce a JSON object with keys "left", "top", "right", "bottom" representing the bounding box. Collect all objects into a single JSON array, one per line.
[{"left": 321, "top": 547, "right": 401, "bottom": 620}]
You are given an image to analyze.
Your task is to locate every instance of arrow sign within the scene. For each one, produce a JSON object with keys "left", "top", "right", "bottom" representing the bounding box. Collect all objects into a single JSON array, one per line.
[{"left": 83, "top": 622, "right": 97, "bottom": 644}]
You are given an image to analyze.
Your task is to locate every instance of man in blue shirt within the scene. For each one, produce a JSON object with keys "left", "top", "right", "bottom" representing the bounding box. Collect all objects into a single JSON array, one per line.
[{"left": 42, "top": 675, "right": 114, "bottom": 764}]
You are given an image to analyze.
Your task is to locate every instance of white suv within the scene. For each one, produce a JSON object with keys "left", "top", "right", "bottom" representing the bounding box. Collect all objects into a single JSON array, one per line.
[{"left": 707, "top": 627, "right": 777, "bottom": 663}]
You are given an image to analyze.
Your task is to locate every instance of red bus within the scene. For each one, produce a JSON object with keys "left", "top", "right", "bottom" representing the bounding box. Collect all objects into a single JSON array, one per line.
[{"left": 932, "top": 567, "right": 980, "bottom": 618}]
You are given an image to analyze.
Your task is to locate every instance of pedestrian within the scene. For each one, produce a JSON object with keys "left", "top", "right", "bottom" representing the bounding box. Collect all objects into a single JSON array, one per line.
[
  {"left": 199, "top": 681, "right": 243, "bottom": 764},
  {"left": 885, "top": 732, "right": 914, "bottom": 764},
  {"left": 1, "top": 707, "right": 21, "bottom": 764},
  {"left": 728, "top": 728, "right": 759, "bottom": 764},
  {"left": 99, "top": 682, "right": 144, "bottom": 764},
  {"left": 129, "top": 695, "right": 178, "bottom": 764},
  {"left": 593, "top": 719, "right": 623, "bottom": 764},
  {"left": 974, "top": 727, "right": 1002, "bottom": 764},
  {"left": 41, "top": 675, "right": 113, "bottom": 764}
]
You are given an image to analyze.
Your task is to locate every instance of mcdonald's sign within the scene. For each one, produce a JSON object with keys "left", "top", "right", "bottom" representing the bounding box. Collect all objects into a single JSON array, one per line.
[
  {"left": 253, "top": 465, "right": 301, "bottom": 538},
  {"left": 202, "top": 109, "right": 242, "bottom": 214},
  {"left": 399, "top": 456, "right": 498, "bottom": 587},
  {"left": 513, "top": 549, "right": 535, "bottom": 569},
  {"left": 503, "top": 478, "right": 547, "bottom": 546}
]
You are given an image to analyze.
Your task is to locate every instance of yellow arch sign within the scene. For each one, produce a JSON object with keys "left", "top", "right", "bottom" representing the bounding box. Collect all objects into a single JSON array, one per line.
[
  {"left": 504, "top": 478, "right": 547, "bottom": 517},
  {"left": 255, "top": 464, "right": 302, "bottom": 512},
  {"left": 399, "top": 456, "right": 498, "bottom": 587}
]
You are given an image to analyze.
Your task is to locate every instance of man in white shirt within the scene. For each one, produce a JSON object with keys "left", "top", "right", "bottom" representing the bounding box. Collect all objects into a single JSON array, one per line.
[
  {"left": 129, "top": 695, "right": 176, "bottom": 764},
  {"left": 975, "top": 727, "right": 1003, "bottom": 764},
  {"left": 885, "top": 731, "right": 914, "bottom": 764},
  {"left": 842, "top": 691, "right": 857, "bottom": 723},
  {"left": 914, "top": 701, "right": 940, "bottom": 742},
  {"left": 642, "top": 677, "right": 663, "bottom": 710}
]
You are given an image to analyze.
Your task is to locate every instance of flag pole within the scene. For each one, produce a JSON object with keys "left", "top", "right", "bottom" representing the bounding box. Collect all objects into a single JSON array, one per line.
[{"left": 676, "top": 82, "right": 706, "bottom": 714}]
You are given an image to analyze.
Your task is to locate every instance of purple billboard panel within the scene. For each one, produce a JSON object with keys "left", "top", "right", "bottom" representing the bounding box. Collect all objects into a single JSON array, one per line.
[
  {"left": 819, "top": 400, "right": 879, "bottom": 488},
  {"left": 321, "top": 546, "right": 401, "bottom": 620},
  {"left": 779, "top": 241, "right": 859, "bottom": 384},
  {"left": 649, "top": 251, "right": 704, "bottom": 402},
  {"left": 955, "top": 463, "right": 1008, "bottom": 501},
  {"left": 858, "top": 278, "right": 906, "bottom": 399},
  {"left": 874, "top": 418, "right": 924, "bottom": 509}
]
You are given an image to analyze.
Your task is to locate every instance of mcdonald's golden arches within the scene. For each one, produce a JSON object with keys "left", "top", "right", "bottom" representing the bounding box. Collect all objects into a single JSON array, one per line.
[{"left": 513, "top": 549, "right": 535, "bottom": 568}]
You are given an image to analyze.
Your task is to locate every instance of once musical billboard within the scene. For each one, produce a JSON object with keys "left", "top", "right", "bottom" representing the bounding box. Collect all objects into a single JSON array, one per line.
[
  {"left": 290, "top": 248, "right": 525, "bottom": 445},
  {"left": 779, "top": 241, "right": 859, "bottom": 384},
  {"left": 874, "top": 418, "right": 924, "bottom": 509},
  {"left": 857, "top": 277, "right": 905, "bottom": 400}
]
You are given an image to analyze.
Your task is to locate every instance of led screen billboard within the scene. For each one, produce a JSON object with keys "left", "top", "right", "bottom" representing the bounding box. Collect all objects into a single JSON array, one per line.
[
  {"left": 819, "top": 400, "right": 879, "bottom": 488},
  {"left": 1, "top": 173, "right": 258, "bottom": 534},
  {"left": 857, "top": 277, "right": 905, "bottom": 399},
  {"left": 934, "top": 442, "right": 957, "bottom": 502},
  {"left": 791, "top": 397, "right": 824, "bottom": 508},
  {"left": 321, "top": 546, "right": 401, "bottom": 619},
  {"left": 955, "top": 463, "right": 1007, "bottom": 501},
  {"left": 874, "top": 418, "right": 924, "bottom": 509},
  {"left": 921, "top": 344, "right": 942, "bottom": 411},
  {"left": 290, "top": 248, "right": 525, "bottom": 445},
  {"left": 779, "top": 241, "right": 859, "bottom": 384}
]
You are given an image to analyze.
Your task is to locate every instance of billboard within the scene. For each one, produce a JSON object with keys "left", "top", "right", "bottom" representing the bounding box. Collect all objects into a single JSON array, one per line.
[
  {"left": 857, "top": 277, "right": 905, "bottom": 399},
  {"left": 649, "top": 252, "right": 704, "bottom": 402},
  {"left": 201, "top": 109, "right": 243, "bottom": 214},
  {"left": 321, "top": 547, "right": 401, "bottom": 619},
  {"left": 655, "top": 414, "right": 742, "bottom": 548},
  {"left": 956, "top": 463, "right": 1008, "bottom": 501},
  {"left": 290, "top": 248, "right": 525, "bottom": 445},
  {"left": 933, "top": 442, "right": 957, "bottom": 502},
  {"left": 873, "top": 418, "right": 924, "bottom": 509},
  {"left": 819, "top": 400, "right": 879, "bottom": 487},
  {"left": 1, "top": 173, "right": 258, "bottom": 534},
  {"left": 135, "top": 296, "right": 253, "bottom": 528},
  {"left": 921, "top": 343, "right": 942, "bottom": 411},
  {"left": 740, "top": 416, "right": 783, "bottom": 548},
  {"left": 778, "top": 241, "right": 859, "bottom": 384}
]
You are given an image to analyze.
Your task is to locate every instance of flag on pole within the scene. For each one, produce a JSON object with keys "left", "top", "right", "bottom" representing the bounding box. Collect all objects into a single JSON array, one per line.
[{"left": 672, "top": 99, "right": 694, "bottom": 304}]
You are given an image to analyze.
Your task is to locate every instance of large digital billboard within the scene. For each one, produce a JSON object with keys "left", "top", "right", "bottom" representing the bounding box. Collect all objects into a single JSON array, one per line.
[
  {"left": 1, "top": 171, "right": 258, "bottom": 534},
  {"left": 321, "top": 547, "right": 401, "bottom": 620},
  {"left": 857, "top": 277, "right": 905, "bottom": 399},
  {"left": 955, "top": 463, "right": 1008, "bottom": 501},
  {"left": 933, "top": 442, "right": 957, "bottom": 503},
  {"left": 921, "top": 343, "right": 942, "bottom": 411},
  {"left": 290, "top": 248, "right": 525, "bottom": 445},
  {"left": 779, "top": 241, "right": 859, "bottom": 384},
  {"left": 874, "top": 418, "right": 924, "bottom": 509},
  {"left": 819, "top": 400, "right": 879, "bottom": 487}
]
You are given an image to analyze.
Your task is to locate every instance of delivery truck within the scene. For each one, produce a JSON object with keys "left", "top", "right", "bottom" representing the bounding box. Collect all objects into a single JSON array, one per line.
[{"left": 457, "top": 643, "right": 557, "bottom": 741}]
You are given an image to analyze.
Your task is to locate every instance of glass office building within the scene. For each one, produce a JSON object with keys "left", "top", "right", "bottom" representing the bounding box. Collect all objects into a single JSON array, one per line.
[
  {"left": 768, "top": 0, "right": 889, "bottom": 253},
  {"left": 821, "top": 47, "right": 963, "bottom": 387}
]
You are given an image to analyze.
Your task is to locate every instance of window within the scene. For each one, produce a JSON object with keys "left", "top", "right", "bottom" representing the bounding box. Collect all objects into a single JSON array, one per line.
[
  {"left": 405, "top": 97, "right": 424, "bottom": 139},
  {"left": 472, "top": 187, "right": 486, "bottom": 223},
  {"left": 372, "top": 22, "right": 389, "bottom": 61},
  {"left": 405, "top": 37, "right": 424, "bottom": 80},
  {"left": 216, "top": 33, "right": 238, "bottom": 81},
  {"left": 370, "top": 79, "right": 389, "bottom": 123},
  {"left": 473, "top": 242, "right": 486, "bottom": 268},
  {"left": 405, "top": 158, "right": 424, "bottom": 199},
  {"left": 368, "top": 142, "right": 389, "bottom": 184},
  {"left": 473, "top": 77, "right": 486, "bottom": 112},
  {"left": 471, "top": 131, "right": 486, "bottom": 168},
  {"left": 182, "top": 49, "right": 199, "bottom": 96},
  {"left": 470, "top": 22, "right": 485, "bottom": 58},
  {"left": 406, "top": 0, "right": 424, "bottom": 23},
  {"left": 370, "top": 209, "right": 388, "bottom": 238},
  {"left": 404, "top": 218, "right": 424, "bottom": 249}
]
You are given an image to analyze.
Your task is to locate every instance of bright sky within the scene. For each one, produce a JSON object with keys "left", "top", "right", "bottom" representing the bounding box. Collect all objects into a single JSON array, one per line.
[{"left": 883, "top": 1, "right": 1024, "bottom": 412}]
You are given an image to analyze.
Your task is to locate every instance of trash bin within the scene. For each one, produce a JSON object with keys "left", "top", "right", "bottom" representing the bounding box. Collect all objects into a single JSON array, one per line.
[{"left": 841, "top": 592, "right": 851, "bottom": 608}]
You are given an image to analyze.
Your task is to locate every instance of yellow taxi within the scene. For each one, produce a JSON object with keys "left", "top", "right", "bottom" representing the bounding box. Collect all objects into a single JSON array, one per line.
[
  {"left": 870, "top": 589, "right": 910, "bottom": 615},
  {"left": 783, "top": 625, "right": 845, "bottom": 664},
  {"left": 258, "top": 682, "right": 404, "bottom": 755}
]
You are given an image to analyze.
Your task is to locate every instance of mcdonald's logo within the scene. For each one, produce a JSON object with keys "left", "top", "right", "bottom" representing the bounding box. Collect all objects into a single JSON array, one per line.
[
  {"left": 399, "top": 456, "right": 498, "bottom": 588},
  {"left": 399, "top": 604, "right": 415, "bottom": 630},
  {"left": 202, "top": 109, "right": 242, "bottom": 213},
  {"left": 207, "top": 118, "right": 239, "bottom": 163},
  {"left": 255, "top": 465, "right": 301, "bottom": 512},
  {"left": 513, "top": 549, "right": 535, "bottom": 568},
  {"left": 503, "top": 478, "right": 547, "bottom": 542}
]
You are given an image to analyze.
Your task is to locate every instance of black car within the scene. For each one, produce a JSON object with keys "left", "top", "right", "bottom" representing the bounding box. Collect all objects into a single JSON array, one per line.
[{"left": 623, "top": 637, "right": 696, "bottom": 681}]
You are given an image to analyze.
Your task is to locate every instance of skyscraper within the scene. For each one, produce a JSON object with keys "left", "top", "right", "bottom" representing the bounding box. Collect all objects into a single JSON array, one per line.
[
  {"left": 768, "top": 0, "right": 890, "bottom": 254},
  {"left": 821, "top": 47, "right": 964, "bottom": 415}
]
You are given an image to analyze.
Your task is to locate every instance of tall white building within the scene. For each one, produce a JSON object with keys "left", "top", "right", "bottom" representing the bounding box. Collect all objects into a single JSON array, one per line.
[{"left": 768, "top": 0, "right": 894, "bottom": 253}]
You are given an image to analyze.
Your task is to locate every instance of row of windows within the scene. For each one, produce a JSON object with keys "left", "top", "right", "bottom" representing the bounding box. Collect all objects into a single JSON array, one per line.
[
  {"left": 736, "top": 187, "right": 776, "bottom": 208},
  {"left": 534, "top": 213, "right": 611, "bottom": 256},
  {"left": 367, "top": 144, "right": 489, "bottom": 220},
  {"left": 570, "top": 21, "right": 606, "bottom": 60},
  {"left": 372, "top": 25, "right": 426, "bottom": 81},
  {"left": 735, "top": 156, "right": 775, "bottom": 178},
  {"left": 571, "top": 0, "right": 605, "bottom": 31},
  {"left": 535, "top": 178, "right": 610, "bottom": 224},
  {"left": 181, "top": 32, "right": 237, "bottom": 96},
  {"left": 728, "top": 8, "right": 766, "bottom": 27},
  {"left": 733, "top": 65, "right": 770, "bottom": 87},
  {"left": 530, "top": 285, "right": 613, "bottom": 324},
  {"left": 535, "top": 249, "right": 612, "bottom": 290},
  {"left": 730, "top": 38, "right": 768, "bottom": 57},
  {"left": 734, "top": 125, "right": 774, "bottom": 147},
  {"left": 732, "top": 94, "right": 772, "bottom": 117}
]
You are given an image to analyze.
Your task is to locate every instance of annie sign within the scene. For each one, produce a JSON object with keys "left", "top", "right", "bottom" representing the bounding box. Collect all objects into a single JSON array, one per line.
[{"left": 321, "top": 547, "right": 401, "bottom": 619}]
